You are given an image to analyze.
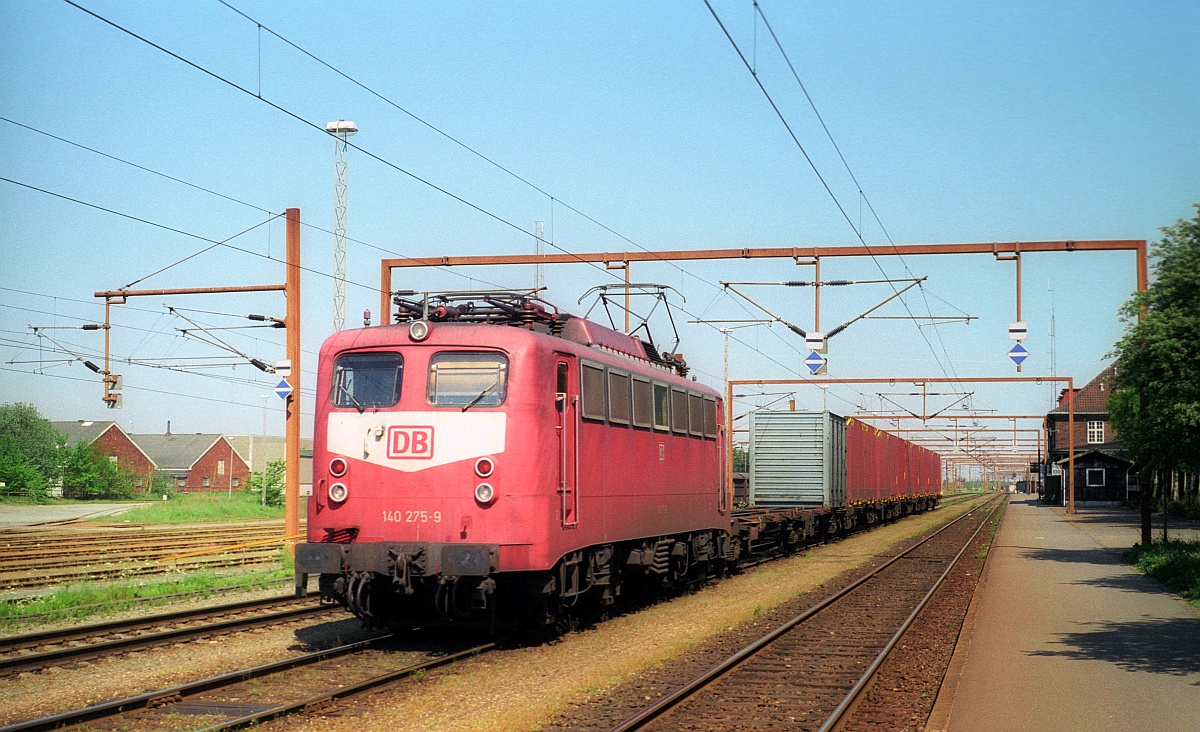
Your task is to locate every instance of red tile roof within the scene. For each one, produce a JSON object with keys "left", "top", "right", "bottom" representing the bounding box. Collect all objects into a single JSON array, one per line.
[{"left": 1049, "top": 364, "right": 1117, "bottom": 414}]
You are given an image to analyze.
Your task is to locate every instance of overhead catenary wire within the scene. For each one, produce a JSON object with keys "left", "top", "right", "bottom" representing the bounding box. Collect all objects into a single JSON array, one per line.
[
  {"left": 213, "top": 0, "right": 760, "bottom": 302},
  {"left": 0, "top": 299, "right": 316, "bottom": 367},
  {"left": 12, "top": 331, "right": 311, "bottom": 393},
  {"left": 752, "top": 1, "right": 970, "bottom": 390},
  {"left": 0, "top": 115, "right": 509, "bottom": 291},
  {"left": 0, "top": 365, "right": 314, "bottom": 415},
  {"left": 44, "top": 1, "right": 894, "bottom": 419},
  {"left": 0, "top": 93, "right": 819, "bottom": 413},
  {"left": 51, "top": 0, "right": 799, "bottom": 386},
  {"left": 708, "top": 1, "right": 983, "bottom": 420},
  {"left": 1, "top": 176, "right": 379, "bottom": 297}
]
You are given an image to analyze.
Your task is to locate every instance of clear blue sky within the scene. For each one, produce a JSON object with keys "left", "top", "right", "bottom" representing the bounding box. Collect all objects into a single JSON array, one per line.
[{"left": 1, "top": 1, "right": 1196, "bottom": 466}]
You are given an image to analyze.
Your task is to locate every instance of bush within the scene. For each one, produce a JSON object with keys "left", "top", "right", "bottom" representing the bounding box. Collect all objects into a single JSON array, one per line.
[
  {"left": 61, "top": 441, "right": 137, "bottom": 500},
  {"left": 1165, "top": 500, "right": 1200, "bottom": 521},
  {"left": 1126, "top": 539, "right": 1200, "bottom": 605},
  {"left": 0, "top": 455, "right": 51, "bottom": 502},
  {"left": 245, "top": 460, "right": 285, "bottom": 507}
]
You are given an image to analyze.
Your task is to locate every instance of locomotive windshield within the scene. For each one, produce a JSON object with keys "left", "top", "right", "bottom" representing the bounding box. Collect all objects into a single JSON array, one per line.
[
  {"left": 427, "top": 352, "right": 508, "bottom": 408},
  {"left": 331, "top": 352, "right": 403, "bottom": 410}
]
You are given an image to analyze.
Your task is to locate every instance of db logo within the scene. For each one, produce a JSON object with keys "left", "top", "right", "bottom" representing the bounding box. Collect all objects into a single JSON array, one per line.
[{"left": 386, "top": 426, "right": 435, "bottom": 459}]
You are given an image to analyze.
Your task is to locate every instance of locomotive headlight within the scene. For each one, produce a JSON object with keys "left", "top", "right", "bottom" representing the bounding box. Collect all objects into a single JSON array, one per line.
[
  {"left": 329, "top": 457, "right": 348, "bottom": 477},
  {"left": 475, "top": 457, "right": 495, "bottom": 478},
  {"left": 329, "top": 482, "right": 349, "bottom": 503},
  {"left": 474, "top": 482, "right": 495, "bottom": 504},
  {"left": 409, "top": 320, "right": 431, "bottom": 342}
]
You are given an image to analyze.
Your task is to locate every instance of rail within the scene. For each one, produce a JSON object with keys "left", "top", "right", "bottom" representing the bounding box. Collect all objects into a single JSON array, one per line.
[{"left": 610, "top": 495, "right": 1002, "bottom": 731}]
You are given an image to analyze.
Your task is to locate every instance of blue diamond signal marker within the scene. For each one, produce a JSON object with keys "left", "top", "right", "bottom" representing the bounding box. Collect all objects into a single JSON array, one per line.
[
  {"left": 274, "top": 379, "right": 293, "bottom": 400},
  {"left": 1008, "top": 342, "right": 1029, "bottom": 366},
  {"left": 805, "top": 350, "right": 826, "bottom": 375}
]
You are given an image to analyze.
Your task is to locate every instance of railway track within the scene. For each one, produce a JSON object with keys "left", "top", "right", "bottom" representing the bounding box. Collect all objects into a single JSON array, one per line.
[
  {"left": 0, "top": 551, "right": 284, "bottom": 592},
  {"left": 2, "top": 633, "right": 495, "bottom": 732},
  {"left": 0, "top": 523, "right": 299, "bottom": 592},
  {"left": 0, "top": 532, "right": 284, "bottom": 566},
  {"left": 609, "top": 496, "right": 1002, "bottom": 731},
  {"left": 5, "top": 577, "right": 299, "bottom": 626},
  {"left": 0, "top": 595, "right": 334, "bottom": 676},
  {"left": 0, "top": 523, "right": 289, "bottom": 559}
]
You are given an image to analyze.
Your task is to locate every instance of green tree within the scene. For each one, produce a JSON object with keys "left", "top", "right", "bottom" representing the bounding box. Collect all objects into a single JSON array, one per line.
[
  {"left": 0, "top": 402, "right": 64, "bottom": 479},
  {"left": 0, "top": 403, "right": 64, "bottom": 501},
  {"left": 732, "top": 445, "right": 749, "bottom": 473},
  {"left": 245, "top": 459, "right": 285, "bottom": 507},
  {"left": 61, "top": 441, "right": 137, "bottom": 500},
  {"left": 149, "top": 470, "right": 176, "bottom": 496},
  {"left": 1110, "top": 204, "right": 1200, "bottom": 544},
  {"left": 0, "top": 455, "right": 51, "bottom": 502}
]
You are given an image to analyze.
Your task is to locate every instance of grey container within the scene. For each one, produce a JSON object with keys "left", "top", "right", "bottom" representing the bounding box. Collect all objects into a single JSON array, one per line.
[{"left": 749, "top": 410, "right": 847, "bottom": 507}]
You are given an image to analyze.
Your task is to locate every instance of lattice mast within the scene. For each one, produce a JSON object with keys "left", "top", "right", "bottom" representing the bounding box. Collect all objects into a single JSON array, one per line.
[{"left": 326, "top": 120, "right": 358, "bottom": 332}]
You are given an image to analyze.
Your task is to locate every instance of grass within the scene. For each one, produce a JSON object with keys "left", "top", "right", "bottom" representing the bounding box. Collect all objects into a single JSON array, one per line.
[
  {"left": 0, "top": 561, "right": 295, "bottom": 629},
  {"left": 1125, "top": 539, "right": 1200, "bottom": 607},
  {"left": 91, "top": 490, "right": 291, "bottom": 524}
]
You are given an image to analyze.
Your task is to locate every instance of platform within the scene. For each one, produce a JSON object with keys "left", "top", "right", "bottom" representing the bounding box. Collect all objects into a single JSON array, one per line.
[{"left": 928, "top": 497, "right": 1200, "bottom": 732}]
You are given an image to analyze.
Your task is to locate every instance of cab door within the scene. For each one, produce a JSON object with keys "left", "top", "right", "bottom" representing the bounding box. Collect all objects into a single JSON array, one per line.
[{"left": 555, "top": 355, "right": 579, "bottom": 527}]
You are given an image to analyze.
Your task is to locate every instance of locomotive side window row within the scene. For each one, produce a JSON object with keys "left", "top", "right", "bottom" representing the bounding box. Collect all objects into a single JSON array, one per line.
[{"left": 580, "top": 359, "right": 717, "bottom": 439}]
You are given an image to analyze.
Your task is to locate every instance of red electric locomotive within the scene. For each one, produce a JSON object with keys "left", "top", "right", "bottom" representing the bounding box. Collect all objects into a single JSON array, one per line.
[{"left": 295, "top": 292, "right": 729, "bottom": 626}]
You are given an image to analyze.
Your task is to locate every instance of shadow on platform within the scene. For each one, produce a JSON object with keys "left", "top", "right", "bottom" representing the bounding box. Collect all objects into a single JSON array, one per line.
[
  {"left": 1011, "top": 546, "right": 1123, "bottom": 565},
  {"left": 1070, "top": 573, "right": 1179, "bottom": 597},
  {"left": 1028, "top": 617, "right": 1200, "bottom": 679}
]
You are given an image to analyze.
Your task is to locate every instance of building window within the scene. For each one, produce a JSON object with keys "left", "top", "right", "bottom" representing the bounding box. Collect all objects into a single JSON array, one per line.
[
  {"left": 1086, "top": 468, "right": 1105, "bottom": 487},
  {"left": 217, "top": 460, "right": 225, "bottom": 476},
  {"left": 231, "top": 478, "right": 240, "bottom": 488},
  {"left": 202, "top": 477, "right": 210, "bottom": 487},
  {"left": 135, "top": 477, "right": 143, "bottom": 487},
  {"left": 1087, "top": 421, "right": 1105, "bottom": 444},
  {"left": 176, "top": 477, "right": 186, "bottom": 487},
  {"left": 109, "top": 455, "right": 118, "bottom": 464}
]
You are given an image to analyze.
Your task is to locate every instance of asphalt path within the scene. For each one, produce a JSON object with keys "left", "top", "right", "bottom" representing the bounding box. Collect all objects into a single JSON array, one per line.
[{"left": 0, "top": 503, "right": 151, "bottom": 526}]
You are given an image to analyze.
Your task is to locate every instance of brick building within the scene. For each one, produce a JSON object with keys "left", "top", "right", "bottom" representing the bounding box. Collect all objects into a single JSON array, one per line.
[
  {"left": 1044, "top": 364, "right": 1133, "bottom": 504},
  {"left": 132, "top": 432, "right": 250, "bottom": 492},
  {"left": 51, "top": 420, "right": 157, "bottom": 487}
]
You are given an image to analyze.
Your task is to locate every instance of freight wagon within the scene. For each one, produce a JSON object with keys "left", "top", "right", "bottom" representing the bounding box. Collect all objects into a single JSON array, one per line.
[{"left": 749, "top": 410, "right": 941, "bottom": 526}]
